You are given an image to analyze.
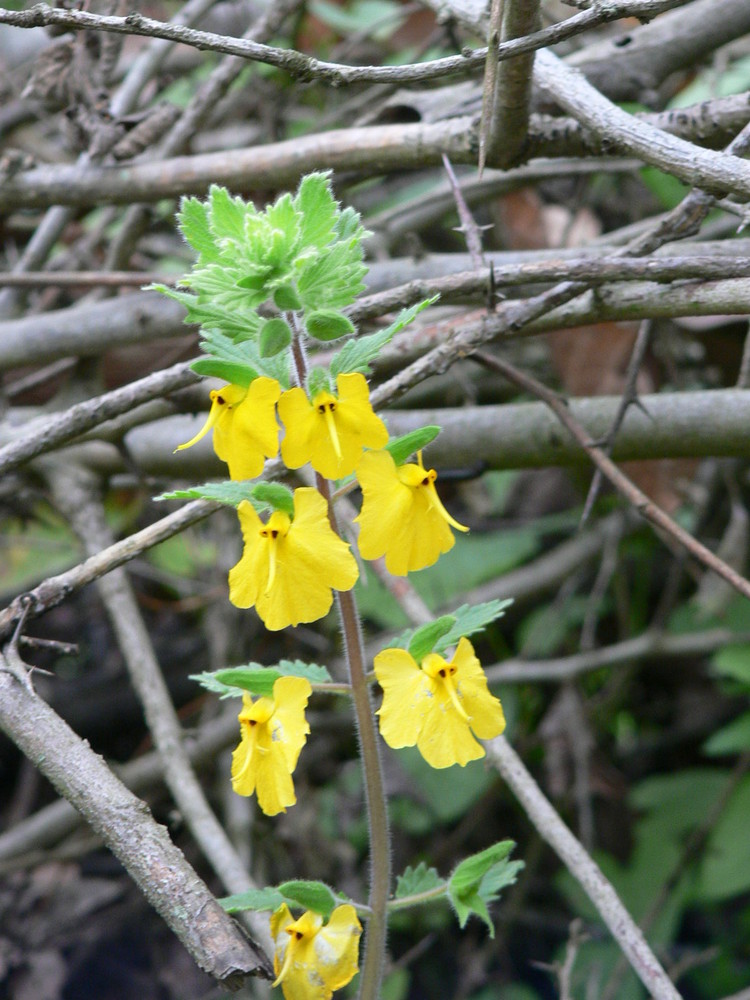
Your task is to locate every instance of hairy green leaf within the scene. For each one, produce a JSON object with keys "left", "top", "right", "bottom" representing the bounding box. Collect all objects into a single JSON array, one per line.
[
  {"left": 433, "top": 600, "right": 514, "bottom": 654},
  {"left": 278, "top": 881, "right": 337, "bottom": 918},
  {"left": 156, "top": 480, "right": 260, "bottom": 507},
  {"left": 191, "top": 658, "right": 331, "bottom": 700},
  {"left": 252, "top": 481, "right": 295, "bottom": 517},
  {"left": 208, "top": 184, "right": 253, "bottom": 243},
  {"left": 395, "top": 862, "right": 445, "bottom": 900},
  {"left": 448, "top": 842, "right": 522, "bottom": 937},
  {"left": 220, "top": 887, "right": 285, "bottom": 913},
  {"left": 192, "top": 667, "right": 281, "bottom": 698},
  {"left": 385, "top": 426, "right": 441, "bottom": 466},
  {"left": 178, "top": 196, "right": 219, "bottom": 261},
  {"left": 295, "top": 171, "right": 338, "bottom": 249},
  {"left": 273, "top": 283, "right": 303, "bottom": 311},
  {"left": 259, "top": 317, "right": 292, "bottom": 357},
  {"left": 329, "top": 297, "right": 437, "bottom": 378},
  {"left": 306, "top": 309, "right": 356, "bottom": 342},
  {"left": 190, "top": 358, "right": 259, "bottom": 386},
  {"left": 297, "top": 239, "right": 367, "bottom": 310},
  {"left": 407, "top": 616, "right": 456, "bottom": 662}
]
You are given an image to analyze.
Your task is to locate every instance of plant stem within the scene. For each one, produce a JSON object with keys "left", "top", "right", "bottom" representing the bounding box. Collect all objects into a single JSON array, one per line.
[
  {"left": 290, "top": 328, "right": 390, "bottom": 1000},
  {"left": 334, "top": 584, "right": 391, "bottom": 1000}
]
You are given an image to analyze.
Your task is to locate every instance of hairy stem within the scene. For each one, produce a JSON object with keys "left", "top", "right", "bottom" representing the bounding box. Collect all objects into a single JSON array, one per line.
[{"left": 290, "top": 328, "right": 390, "bottom": 1000}]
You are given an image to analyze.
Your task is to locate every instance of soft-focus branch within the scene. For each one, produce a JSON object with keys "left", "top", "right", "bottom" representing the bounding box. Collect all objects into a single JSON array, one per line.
[
  {"left": 5, "top": 256, "right": 750, "bottom": 370},
  {"left": 485, "top": 628, "right": 750, "bottom": 684},
  {"left": 0, "top": 361, "right": 196, "bottom": 476},
  {"left": 486, "top": 736, "right": 682, "bottom": 1000},
  {"left": 534, "top": 48, "right": 750, "bottom": 200},
  {"left": 46, "top": 464, "right": 272, "bottom": 956},
  {"left": 0, "top": 705, "right": 239, "bottom": 863},
  {"left": 0, "top": 498, "right": 219, "bottom": 639},
  {"left": 124, "top": 388, "right": 750, "bottom": 480},
  {"left": 483, "top": 0, "right": 541, "bottom": 169}
]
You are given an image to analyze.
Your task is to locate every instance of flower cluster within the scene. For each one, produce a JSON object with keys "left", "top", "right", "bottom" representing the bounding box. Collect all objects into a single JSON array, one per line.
[
  {"left": 172, "top": 179, "right": 510, "bottom": 1000},
  {"left": 179, "top": 369, "right": 469, "bottom": 633}
]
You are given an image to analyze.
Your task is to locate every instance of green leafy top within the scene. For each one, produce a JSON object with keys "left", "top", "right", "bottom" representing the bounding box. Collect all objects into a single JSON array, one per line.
[
  {"left": 395, "top": 862, "right": 444, "bottom": 899},
  {"left": 330, "top": 296, "right": 438, "bottom": 378},
  {"left": 165, "top": 175, "right": 369, "bottom": 339}
]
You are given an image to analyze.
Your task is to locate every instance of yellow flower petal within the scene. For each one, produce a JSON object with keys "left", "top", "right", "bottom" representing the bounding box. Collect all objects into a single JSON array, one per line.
[
  {"left": 355, "top": 450, "right": 458, "bottom": 575},
  {"left": 228, "top": 489, "right": 358, "bottom": 631},
  {"left": 215, "top": 377, "right": 281, "bottom": 480},
  {"left": 272, "top": 676, "right": 314, "bottom": 771},
  {"left": 417, "top": 701, "right": 485, "bottom": 768},
  {"left": 227, "top": 501, "right": 268, "bottom": 611},
  {"left": 373, "top": 648, "right": 429, "bottom": 749},
  {"left": 279, "top": 372, "right": 387, "bottom": 479},
  {"left": 278, "top": 387, "right": 318, "bottom": 470},
  {"left": 271, "top": 904, "right": 362, "bottom": 1000}
]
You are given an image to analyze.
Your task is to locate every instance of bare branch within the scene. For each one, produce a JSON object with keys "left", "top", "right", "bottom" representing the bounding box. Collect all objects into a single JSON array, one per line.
[
  {"left": 0, "top": 361, "right": 196, "bottom": 476},
  {"left": 485, "top": 628, "right": 750, "bottom": 683},
  {"left": 45, "top": 465, "right": 273, "bottom": 956},
  {"left": 533, "top": 47, "right": 750, "bottom": 200},
  {"left": 0, "top": 1, "right": 692, "bottom": 89},
  {"left": 0, "top": 499, "right": 218, "bottom": 639},
  {"left": 0, "top": 650, "right": 270, "bottom": 983},
  {"left": 473, "top": 352, "right": 750, "bottom": 603},
  {"left": 486, "top": 736, "right": 682, "bottom": 1000},
  {"left": 483, "top": 0, "right": 541, "bottom": 169}
]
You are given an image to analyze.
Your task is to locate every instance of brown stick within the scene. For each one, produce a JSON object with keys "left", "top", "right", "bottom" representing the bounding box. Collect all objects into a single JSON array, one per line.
[{"left": 0, "top": 648, "right": 271, "bottom": 984}]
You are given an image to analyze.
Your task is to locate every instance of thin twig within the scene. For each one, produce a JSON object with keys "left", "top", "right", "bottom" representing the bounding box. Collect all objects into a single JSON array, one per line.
[
  {"left": 441, "top": 155, "right": 486, "bottom": 268},
  {"left": 0, "top": 498, "right": 219, "bottom": 638},
  {"left": 580, "top": 319, "right": 654, "bottom": 525},
  {"left": 473, "top": 352, "right": 750, "bottom": 602},
  {"left": 601, "top": 754, "right": 750, "bottom": 1000},
  {"left": 0, "top": 705, "right": 241, "bottom": 862},
  {"left": 0, "top": 271, "right": 175, "bottom": 287},
  {"left": 0, "top": 1, "right": 691, "bottom": 88},
  {"left": 0, "top": 0, "right": 218, "bottom": 319},
  {"left": 534, "top": 47, "right": 750, "bottom": 199},
  {"left": 0, "top": 360, "right": 196, "bottom": 476},
  {"left": 484, "top": 627, "right": 750, "bottom": 684}
]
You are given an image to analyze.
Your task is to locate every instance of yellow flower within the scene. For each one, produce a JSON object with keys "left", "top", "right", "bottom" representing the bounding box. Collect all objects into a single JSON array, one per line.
[
  {"left": 278, "top": 372, "right": 388, "bottom": 479},
  {"left": 231, "top": 677, "right": 312, "bottom": 816},
  {"left": 355, "top": 449, "right": 469, "bottom": 575},
  {"left": 270, "top": 903, "right": 362, "bottom": 1000},
  {"left": 228, "top": 487, "right": 359, "bottom": 631},
  {"left": 374, "top": 637, "right": 506, "bottom": 768},
  {"left": 175, "top": 376, "right": 281, "bottom": 480}
]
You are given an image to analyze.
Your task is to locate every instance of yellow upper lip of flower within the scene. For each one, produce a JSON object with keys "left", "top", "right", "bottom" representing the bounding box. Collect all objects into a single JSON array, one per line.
[
  {"left": 313, "top": 389, "right": 343, "bottom": 460},
  {"left": 422, "top": 652, "right": 471, "bottom": 722}
]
